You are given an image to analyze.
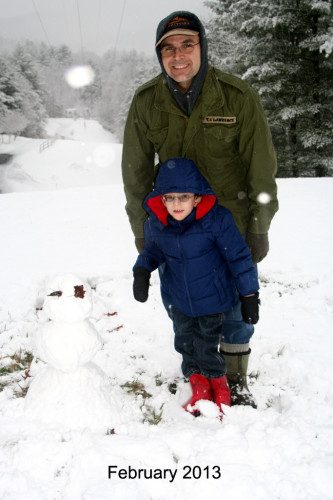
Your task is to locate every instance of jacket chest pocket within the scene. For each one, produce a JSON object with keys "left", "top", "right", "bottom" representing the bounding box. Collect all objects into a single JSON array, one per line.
[{"left": 202, "top": 124, "right": 238, "bottom": 158}]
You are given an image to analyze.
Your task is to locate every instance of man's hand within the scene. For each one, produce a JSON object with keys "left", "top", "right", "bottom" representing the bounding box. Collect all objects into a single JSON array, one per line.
[
  {"left": 133, "top": 267, "right": 151, "bottom": 302},
  {"left": 245, "top": 233, "right": 269, "bottom": 265},
  {"left": 135, "top": 237, "right": 145, "bottom": 253}
]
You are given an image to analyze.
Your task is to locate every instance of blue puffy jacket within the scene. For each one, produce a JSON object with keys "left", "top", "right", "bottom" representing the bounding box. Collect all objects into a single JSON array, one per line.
[{"left": 134, "top": 158, "right": 259, "bottom": 317}]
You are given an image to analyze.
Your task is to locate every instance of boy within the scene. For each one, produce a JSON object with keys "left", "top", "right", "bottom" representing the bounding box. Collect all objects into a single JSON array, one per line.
[{"left": 132, "top": 158, "right": 260, "bottom": 418}]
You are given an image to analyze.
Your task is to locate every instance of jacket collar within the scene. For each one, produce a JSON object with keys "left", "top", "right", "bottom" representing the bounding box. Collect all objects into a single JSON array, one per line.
[{"left": 154, "top": 66, "right": 224, "bottom": 116}]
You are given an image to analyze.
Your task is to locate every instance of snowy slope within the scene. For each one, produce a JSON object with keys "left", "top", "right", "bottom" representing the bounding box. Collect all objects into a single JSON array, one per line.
[
  {"left": 0, "top": 119, "right": 333, "bottom": 500},
  {"left": 0, "top": 118, "right": 122, "bottom": 192}
]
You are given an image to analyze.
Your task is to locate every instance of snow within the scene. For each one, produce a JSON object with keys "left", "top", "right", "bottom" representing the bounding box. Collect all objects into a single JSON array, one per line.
[{"left": 0, "top": 118, "right": 333, "bottom": 499}]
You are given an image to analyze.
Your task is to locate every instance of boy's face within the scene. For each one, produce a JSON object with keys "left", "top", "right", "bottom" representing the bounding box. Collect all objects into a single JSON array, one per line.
[{"left": 162, "top": 192, "right": 202, "bottom": 221}]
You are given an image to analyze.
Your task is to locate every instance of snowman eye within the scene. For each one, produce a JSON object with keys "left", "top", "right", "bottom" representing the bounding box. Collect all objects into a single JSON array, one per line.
[{"left": 48, "top": 291, "right": 63, "bottom": 297}]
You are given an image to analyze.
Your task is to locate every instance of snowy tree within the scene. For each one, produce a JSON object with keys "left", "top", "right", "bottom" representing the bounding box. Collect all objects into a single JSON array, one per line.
[
  {"left": 205, "top": 0, "right": 333, "bottom": 177},
  {"left": 115, "top": 54, "right": 160, "bottom": 140},
  {"left": 79, "top": 58, "right": 102, "bottom": 118},
  {"left": 0, "top": 110, "right": 28, "bottom": 141},
  {"left": 36, "top": 44, "right": 75, "bottom": 117},
  {"left": 11, "top": 44, "right": 48, "bottom": 137},
  {"left": 0, "top": 57, "right": 28, "bottom": 140},
  {"left": 98, "top": 50, "right": 159, "bottom": 140},
  {"left": 0, "top": 58, "right": 22, "bottom": 115},
  {"left": 1, "top": 40, "right": 161, "bottom": 141}
]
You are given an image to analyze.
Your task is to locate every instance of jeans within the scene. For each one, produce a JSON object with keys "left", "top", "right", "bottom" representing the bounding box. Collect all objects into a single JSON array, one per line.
[
  {"left": 167, "top": 305, "right": 226, "bottom": 379},
  {"left": 160, "top": 263, "right": 258, "bottom": 372}
]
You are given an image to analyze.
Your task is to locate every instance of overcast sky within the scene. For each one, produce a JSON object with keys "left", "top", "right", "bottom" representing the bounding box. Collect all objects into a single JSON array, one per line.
[{"left": 0, "top": 0, "right": 211, "bottom": 56}]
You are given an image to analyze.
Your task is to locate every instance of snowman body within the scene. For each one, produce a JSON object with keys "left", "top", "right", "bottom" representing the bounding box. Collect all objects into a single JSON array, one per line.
[
  {"left": 25, "top": 275, "right": 124, "bottom": 431},
  {"left": 35, "top": 319, "right": 101, "bottom": 372}
]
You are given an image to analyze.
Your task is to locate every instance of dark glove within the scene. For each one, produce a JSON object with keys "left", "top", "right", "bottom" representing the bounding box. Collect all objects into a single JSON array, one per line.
[
  {"left": 240, "top": 292, "right": 260, "bottom": 324},
  {"left": 135, "top": 237, "right": 145, "bottom": 254},
  {"left": 133, "top": 267, "right": 151, "bottom": 302},
  {"left": 245, "top": 233, "right": 269, "bottom": 265}
]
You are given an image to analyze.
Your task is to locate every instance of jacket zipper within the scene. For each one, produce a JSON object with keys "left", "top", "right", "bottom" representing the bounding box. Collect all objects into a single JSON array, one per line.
[{"left": 176, "top": 225, "right": 194, "bottom": 317}]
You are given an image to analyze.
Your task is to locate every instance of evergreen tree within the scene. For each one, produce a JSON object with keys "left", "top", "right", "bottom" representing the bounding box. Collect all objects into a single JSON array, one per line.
[
  {"left": 0, "top": 58, "right": 18, "bottom": 116},
  {"left": 98, "top": 50, "right": 159, "bottom": 140},
  {"left": 79, "top": 59, "right": 102, "bottom": 118},
  {"left": 0, "top": 110, "right": 28, "bottom": 139},
  {"left": 38, "top": 44, "right": 75, "bottom": 117},
  {"left": 206, "top": 0, "right": 333, "bottom": 177},
  {"left": 115, "top": 54, "right": 160, "bottom": 141},
  {"left": 11, "top": 44, "right": 48, "bottom": 137},
  {"left": 15, "top": 41, "right": 75, "bottom": 118},
  {"left": 1, "top": 40, "right": 162, "bottom": 141},
  {"left": 0, "top": 57, "right": 27, "bottom": 138}
]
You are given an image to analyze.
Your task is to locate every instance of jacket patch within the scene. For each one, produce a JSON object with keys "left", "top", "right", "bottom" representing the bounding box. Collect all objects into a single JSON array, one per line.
[{"left": 203, "top": 116, "right": 237, "bottom": 124}]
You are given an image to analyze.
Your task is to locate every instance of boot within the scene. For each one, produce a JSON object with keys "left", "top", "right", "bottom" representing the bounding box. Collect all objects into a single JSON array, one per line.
[
  {"left": 209, "top": 376, "right": 231, "bottom": 411},
  {"left": 222, "top": 349, "right": 257, "bottom": 409},
  {"left": 183, "top": 373, "right": 212, "bottom": 417}
]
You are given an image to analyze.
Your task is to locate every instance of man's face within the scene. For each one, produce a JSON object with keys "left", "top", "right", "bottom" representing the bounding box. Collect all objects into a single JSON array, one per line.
[{"left": 160, "top": 34, "right": 201, "bottom": 92}]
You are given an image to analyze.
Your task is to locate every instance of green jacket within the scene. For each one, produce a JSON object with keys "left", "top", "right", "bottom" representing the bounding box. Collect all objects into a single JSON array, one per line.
[{"left": 122, "top": 66, "right": 278, "bottom": 238}]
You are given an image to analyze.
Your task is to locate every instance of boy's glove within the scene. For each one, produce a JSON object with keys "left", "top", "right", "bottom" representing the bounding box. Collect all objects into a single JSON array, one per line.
[
  {"left": 240, "top": 292, "right": 260, "bottom": 324},
  {"left": 245, "top": 232, "right": 269, "bottom": 265},
  {"left": 133, "top": 267, "right": 151, "bottom": 302}
]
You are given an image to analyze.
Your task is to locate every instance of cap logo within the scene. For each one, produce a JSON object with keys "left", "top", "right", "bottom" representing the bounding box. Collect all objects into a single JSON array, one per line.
[{"left": 167, "top": 16, "right": 190, "bottom": 29}]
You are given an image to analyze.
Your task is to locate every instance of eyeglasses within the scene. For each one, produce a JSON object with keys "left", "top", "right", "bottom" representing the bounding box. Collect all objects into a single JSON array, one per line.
[
  {"left": 162, "top": 194, "right": 195, "bottom": 203},
  {"left": 160, "top": 41, "right": 200, "bottom": 57}
]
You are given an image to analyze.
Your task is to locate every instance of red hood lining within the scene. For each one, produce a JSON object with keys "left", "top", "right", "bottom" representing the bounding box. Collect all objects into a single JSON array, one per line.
[{"left": 146, "top": 195, "right": 216, "bottom": 225}]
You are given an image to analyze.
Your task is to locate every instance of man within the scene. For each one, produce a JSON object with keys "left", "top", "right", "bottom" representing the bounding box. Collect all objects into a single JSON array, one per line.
[{"left": 121, "top": 11, "right": 278, "bottom": 407}]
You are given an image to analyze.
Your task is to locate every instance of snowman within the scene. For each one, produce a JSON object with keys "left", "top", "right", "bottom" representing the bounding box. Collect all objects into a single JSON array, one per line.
[{"left": 25, "top": 274, "right": 126, "bottom": 431}]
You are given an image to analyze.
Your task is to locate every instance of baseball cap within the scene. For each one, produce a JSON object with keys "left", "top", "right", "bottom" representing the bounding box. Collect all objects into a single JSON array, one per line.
[{"left": 155, "top": 15, "right": 199, "bottom": 47}]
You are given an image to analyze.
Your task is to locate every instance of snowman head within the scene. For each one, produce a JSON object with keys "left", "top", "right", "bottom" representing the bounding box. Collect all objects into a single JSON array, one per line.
[{"left": 43, "top": 274, "right": 92, "bottom": 322}]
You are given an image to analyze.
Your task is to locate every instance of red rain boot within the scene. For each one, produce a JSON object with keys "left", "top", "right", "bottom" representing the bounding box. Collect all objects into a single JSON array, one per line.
[
  {"left": 209, "top": 376, "right": 231, "bottom": 417},
  {"left": 183, "top": 374, "right": 212, "bottom": 417}
]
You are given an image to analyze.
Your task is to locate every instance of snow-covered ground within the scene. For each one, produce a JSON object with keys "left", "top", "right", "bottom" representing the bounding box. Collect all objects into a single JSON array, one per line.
[{"left": 0, "top": 118, "right": 332, "bottom": 499}]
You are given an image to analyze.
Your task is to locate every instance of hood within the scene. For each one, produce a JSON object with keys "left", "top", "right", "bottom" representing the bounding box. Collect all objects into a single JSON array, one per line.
[
  {"left": 144, "top": 158, "right": 216, "bottom": 226},
  {"left": 155, "top": 11, "right": 209, "bottom": 116}
]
